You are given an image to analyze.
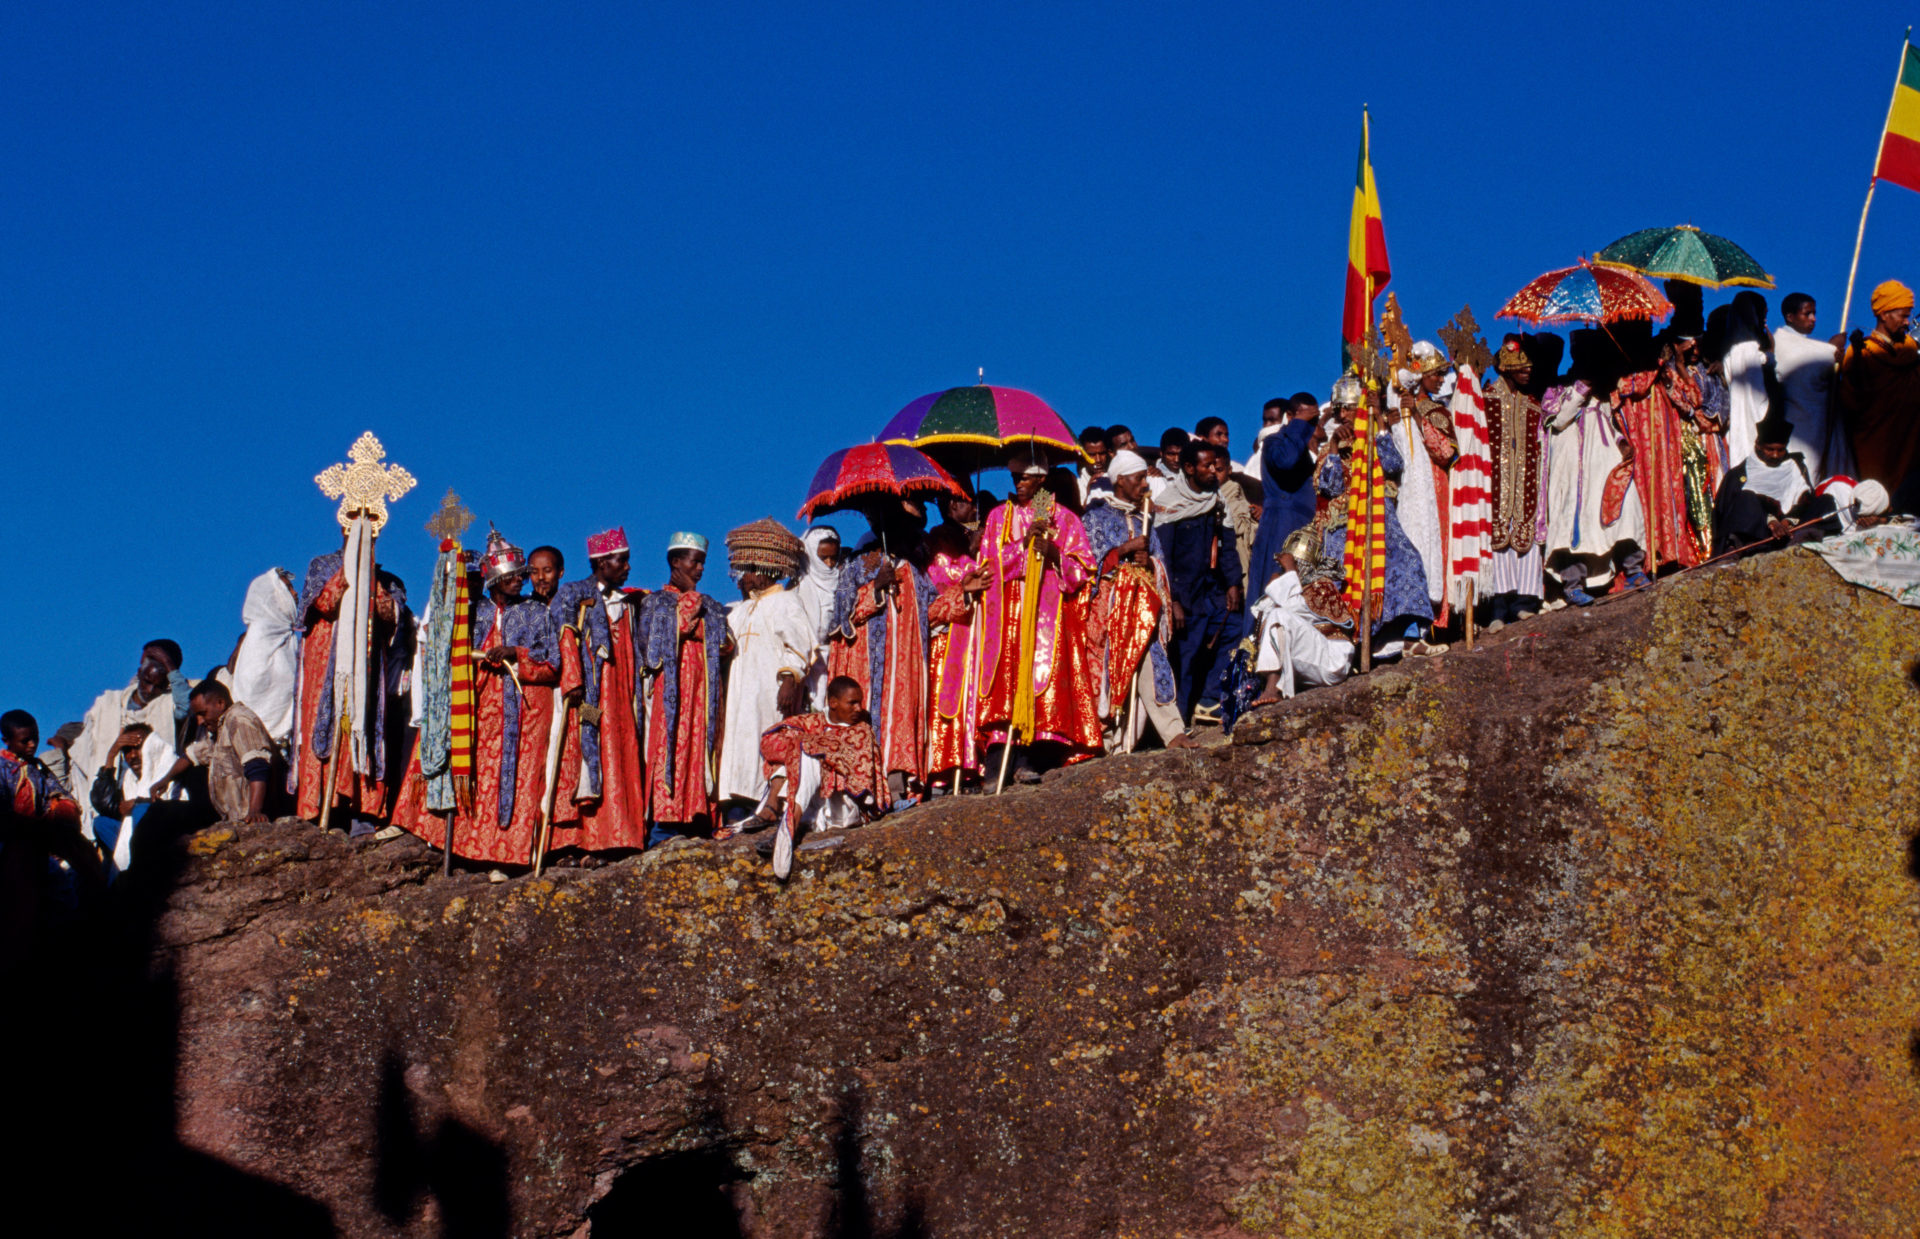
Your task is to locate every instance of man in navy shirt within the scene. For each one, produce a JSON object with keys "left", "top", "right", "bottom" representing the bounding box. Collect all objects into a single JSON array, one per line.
[{"left": 1156, "top": 439, "right": 1244, "bottom": 725}]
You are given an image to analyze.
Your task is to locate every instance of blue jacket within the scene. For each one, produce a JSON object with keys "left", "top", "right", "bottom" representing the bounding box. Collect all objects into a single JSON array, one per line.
[{"left": 1245, "top": 417, "right": 1317, "bottom": 612}]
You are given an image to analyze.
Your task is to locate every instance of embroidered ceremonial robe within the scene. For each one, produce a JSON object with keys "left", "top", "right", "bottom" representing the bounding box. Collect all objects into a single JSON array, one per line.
[
  {"left": 759, "top": 712, "right": 885, "bottom": 833},
  {"left": 976, "top": 497, "right": 1102, "bottom": 758},
  {"left": 826, "top": 552, "right": 935, "bottom": 785},
  {"left": 293, "top": 551, "right": 410, "bottom": 821},
  {"left": 1082, "top": 497, "right": 1176, "bottom": 723},
  {"left": 1323, "top": 437, "right": 1432, "bottom": 634},
  {"left": 545, "top": 580, "right": 649, "bottom": 851},
  {"left": 1613, "top": 370, "right": 1699, "bottom": 571},
  {"left": 637, "top": 585, "right": 726, "bottom": 828},
  {"left": 924, "top": 526, "right": 982, "bottom": 779},
  {"left": 718, "top": 585, "right": 816, "bottom": 803},
  {"left": 393, "top": 596, "right": 560, "bottom": 865}
]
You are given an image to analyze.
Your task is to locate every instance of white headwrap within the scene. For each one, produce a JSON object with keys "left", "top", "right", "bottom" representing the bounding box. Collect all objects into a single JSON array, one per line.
[
  {"left": 796, "top": 526, "right": 842, "bottom": 637},
  {"left": 1108, "top": 449, "right": 1148, "bottom": 478},
  {"left": 231, "top": 568, "right": 298, "bottom": 743},
  {"left": 1856, "top": 479, "right": 1891, "bottom": 516}
]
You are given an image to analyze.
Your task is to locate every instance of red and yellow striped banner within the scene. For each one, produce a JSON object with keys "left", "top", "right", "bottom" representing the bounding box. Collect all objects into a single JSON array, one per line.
[
  {"left": 1876, "top": 40, "right": 1920, "bottom": 192},
  {"left": 1338, "top": 109, "right": 1389, "bottom": 624},
  {"left": 448, "top": 563, "right": 474, "bottom": 778},
  {"left": 1339, "top": 401, "right": 1387, "bottom": 622}
]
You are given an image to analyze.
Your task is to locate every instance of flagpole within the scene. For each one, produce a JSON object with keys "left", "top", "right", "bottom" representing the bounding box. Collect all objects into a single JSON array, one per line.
[{"left": 1841, "top": 29, "right": 1911, "bottom": 339}]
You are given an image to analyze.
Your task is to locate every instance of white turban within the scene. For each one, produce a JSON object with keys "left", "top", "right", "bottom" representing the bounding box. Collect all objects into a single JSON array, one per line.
[
  {"left": 1107, "top": 449, "right": 1148, "bottom": 477},
  {"left": 1855, "top": 479, "right": 1891, "bottom": 516}
]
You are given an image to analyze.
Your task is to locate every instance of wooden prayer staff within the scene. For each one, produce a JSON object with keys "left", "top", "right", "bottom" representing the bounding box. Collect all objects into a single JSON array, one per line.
[
  {"left": 1592, "top": 514, "right": 1837, "bottom": 606},
  {"left": 533, "top": 600, "right": 589, "bottom": 876}
]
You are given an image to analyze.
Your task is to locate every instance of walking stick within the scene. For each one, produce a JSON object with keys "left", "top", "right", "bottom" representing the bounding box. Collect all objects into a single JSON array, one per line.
[
  {"left": 534, "top": 599, "right": 591, "bottom": 875},
  {"left": 1464, "top": 577, "right": 1476, "bottom": 650}
]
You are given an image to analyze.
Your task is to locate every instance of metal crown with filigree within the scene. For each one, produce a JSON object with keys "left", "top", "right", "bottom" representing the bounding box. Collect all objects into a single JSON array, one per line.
[{"left": 315, "top": 432, "right": 416, "bottom": 533}]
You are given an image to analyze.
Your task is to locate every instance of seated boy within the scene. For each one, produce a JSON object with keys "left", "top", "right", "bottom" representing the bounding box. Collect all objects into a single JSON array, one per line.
[{"left": 752, "top": 676, "right": 886, "bottom": 880}]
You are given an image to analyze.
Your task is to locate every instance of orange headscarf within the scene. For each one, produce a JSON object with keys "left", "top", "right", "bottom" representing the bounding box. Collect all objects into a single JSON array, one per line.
[{"left": 1870, "top": 279, "right": 1914, "bottom": 316}]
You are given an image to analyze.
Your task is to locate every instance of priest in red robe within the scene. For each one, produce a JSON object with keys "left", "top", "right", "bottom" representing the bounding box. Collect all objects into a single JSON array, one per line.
[
  {"left": 825, "top": 499, "right": 935, "bottom": 804},
  {"left": 292, "top": 547, "right": 410, "bottom": 830},
  {"left": 637, "top": 532, "right": 728, "bottom": 844},
  {"left": 977, "top": 444, "right": 1102, "bottom": 785},
  {"left": 393, "top": 528, "right": 560, "bottom": 868},
  {"left": 546, "top": 527, "right": 650, "bottom": 854}
]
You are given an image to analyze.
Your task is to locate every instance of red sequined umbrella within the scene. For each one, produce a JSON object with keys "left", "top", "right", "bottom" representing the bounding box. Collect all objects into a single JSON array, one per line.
[
  {"left": 1498, "top": 259, "right": 1674, "bottom": 326},
  {"left": 798, "top": 442, "right": 967, "bottom": 520}
]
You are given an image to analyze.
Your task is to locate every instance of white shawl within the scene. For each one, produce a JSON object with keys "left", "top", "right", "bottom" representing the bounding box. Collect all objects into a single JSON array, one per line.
[
  {"left": 1152, "top": 472, "right": 1220, "bottom": 524},
  {"left": 231, "top": 569, "right": 298, "bottom": 743},
  {"left": 1774, "top": 325, "right": 1835, "bottom": 478},
  {"left": 1386, "top": 399, "right": 1445, "bottom": 604},
  {"left": 796, "top": 526, "right": 841, "bottom": 638},
  {"left": 1723, "top": 339, "right": 1768, "bottom": 467}
]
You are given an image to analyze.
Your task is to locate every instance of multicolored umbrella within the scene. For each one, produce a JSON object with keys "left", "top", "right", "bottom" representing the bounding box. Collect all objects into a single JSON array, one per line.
[
  {"left": 1498, "top": 259, "right": 1674, "bottom": 326},
  {"left": 797, "top": 442, "right": 967, "bottom": 520},
  {"left": 878, "top": 385, "right": 1082, "bottom": 463},
  {"left": 1594, "top": 225, "right": 1774, "bottom": 290}
]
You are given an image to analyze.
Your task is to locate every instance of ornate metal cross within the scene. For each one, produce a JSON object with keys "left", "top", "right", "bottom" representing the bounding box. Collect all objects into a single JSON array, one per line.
[
  {"left": 424, "top": 487, "right": 476, "bottom": 544},
  {"left": 316, "top": 431, "right": 416, "bottom": 533}
]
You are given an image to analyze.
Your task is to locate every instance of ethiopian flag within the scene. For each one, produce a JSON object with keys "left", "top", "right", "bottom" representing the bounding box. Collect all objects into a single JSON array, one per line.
[
  {"left": 1341, "top": 110, "right": 1391, "bottom": 349},
  {"left": 1875, "top": 40, "right": 1920, "bottom": 192}
]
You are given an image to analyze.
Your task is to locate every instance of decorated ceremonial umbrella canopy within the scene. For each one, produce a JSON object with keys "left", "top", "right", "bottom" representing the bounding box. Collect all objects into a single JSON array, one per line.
[
  {"left": 878, "top": 384, "right": 1083, "bottom": 475},
  {"left": 1498, "top": 259, "right": 1674, "bottom": 326},
  {"left": 1594, "top": 225, "right": 1774, "bottom": 290},
  {"left": 798, "top": 441, "right": 967, "bottom": 520}
]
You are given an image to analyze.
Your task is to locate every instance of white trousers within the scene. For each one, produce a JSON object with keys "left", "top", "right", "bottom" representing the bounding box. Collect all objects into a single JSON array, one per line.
[{"left": 1253, "top": 573, "right": 1353, "bottom": 699}]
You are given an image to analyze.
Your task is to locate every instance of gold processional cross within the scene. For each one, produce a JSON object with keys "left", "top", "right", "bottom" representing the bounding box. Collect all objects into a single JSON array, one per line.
[
  {"left": 315, "top": 431, "right": 416, "bottom": 532},
  {"left": 424, "top": 487, "right": 477, "bottom": 544}
]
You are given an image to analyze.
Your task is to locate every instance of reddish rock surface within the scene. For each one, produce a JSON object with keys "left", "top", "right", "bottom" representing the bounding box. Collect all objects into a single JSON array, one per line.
[{"left": 19, "top": 550, "right": 1920, "bottom": 1237}]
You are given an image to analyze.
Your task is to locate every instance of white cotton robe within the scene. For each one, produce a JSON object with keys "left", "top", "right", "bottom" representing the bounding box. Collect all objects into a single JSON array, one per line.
[
  {"left": 718, "top": 586, "right": 817, "bottom": 803},
  {"left": 231, "top": 569, "right": 299, "bottom": 743},
  {"left": 1774, "top": 325, "right": 1835, "bottom": 478},
  {"left": 1544, "top": 388, "right": 1644, "bottom": 587},
  {"left": 1386, "top": 408, "right": 1446, "bottom": 605},
  {"left": 1252, "top": 571, "right": 1353, "bottom": 699},
  {"left": 1722, "top": 339, "right": 1768, "bottom": 467}
]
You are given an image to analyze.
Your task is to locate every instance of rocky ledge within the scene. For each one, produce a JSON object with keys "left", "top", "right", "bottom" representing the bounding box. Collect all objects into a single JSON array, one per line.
[{"left": 36, "top": 549, "right": 1920, "bottom": 1237}]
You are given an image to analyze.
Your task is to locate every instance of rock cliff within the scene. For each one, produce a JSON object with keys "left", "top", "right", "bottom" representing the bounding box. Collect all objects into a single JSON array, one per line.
[{"left": 28, "top": 549, "right": 1920, "bottom": 1237}]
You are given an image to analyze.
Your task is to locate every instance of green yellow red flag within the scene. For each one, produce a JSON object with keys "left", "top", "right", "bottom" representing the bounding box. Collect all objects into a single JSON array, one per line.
[
  {"left": 1875, "top": 40, "right": 1920, "bottom": 191},
  {"left": 1341, "top": 110, "right": 1391, "bottom": 349},
  {"left": 1336, "top": 109, "right": 1390, "bottom": 629}
]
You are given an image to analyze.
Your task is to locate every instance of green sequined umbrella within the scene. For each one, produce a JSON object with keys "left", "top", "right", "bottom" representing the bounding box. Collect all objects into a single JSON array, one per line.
[{"left": 1594, "top": 225, "right": 1774, "bottom": 290}]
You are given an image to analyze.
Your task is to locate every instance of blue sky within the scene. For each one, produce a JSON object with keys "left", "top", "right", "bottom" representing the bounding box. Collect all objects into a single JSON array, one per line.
[{"left": 7, "top": 0, "right": 1919, "bottom": 729}]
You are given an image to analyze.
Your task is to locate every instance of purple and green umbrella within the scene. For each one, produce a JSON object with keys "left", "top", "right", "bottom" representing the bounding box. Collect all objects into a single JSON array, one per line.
[
  {"left": 879, "top": 385, "right": 1083, "bottom": 474},
  {"left": 798, "top": 442, "right": 967, "bottom": 520}
]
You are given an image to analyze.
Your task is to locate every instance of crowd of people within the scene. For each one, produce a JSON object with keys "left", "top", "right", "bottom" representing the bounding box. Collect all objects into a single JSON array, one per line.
[{"left": 3, "top": 274, "right": 1915, "bottom": 940}]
